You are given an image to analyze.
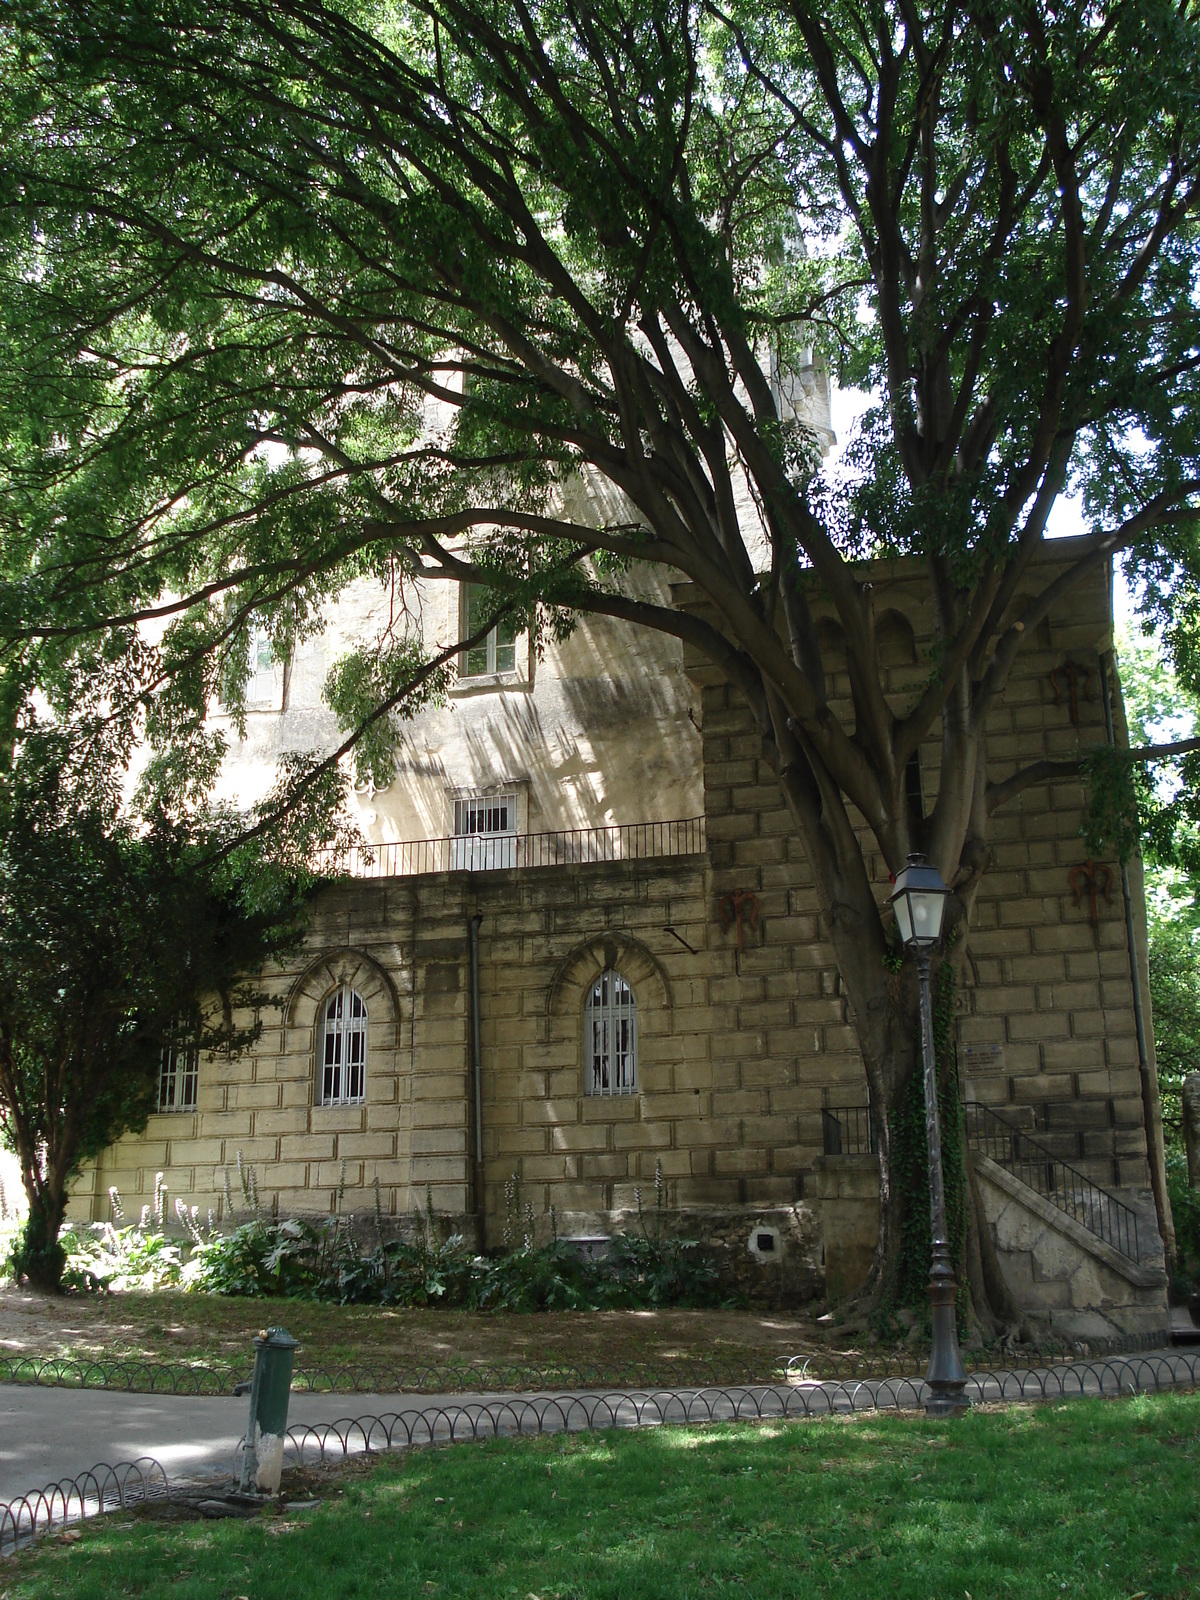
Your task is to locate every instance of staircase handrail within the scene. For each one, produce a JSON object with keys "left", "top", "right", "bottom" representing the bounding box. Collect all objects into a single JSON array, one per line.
[{"left": 964, "top": 1099, "right": 1141, "bottom": 1264}]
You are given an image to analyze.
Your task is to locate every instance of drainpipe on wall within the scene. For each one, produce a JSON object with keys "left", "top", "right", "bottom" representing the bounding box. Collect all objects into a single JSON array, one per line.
[
  {"left": 468, "top": 913, "right": 486, "bottom": 1245},
  {"left": 1100, "top": 652, "right": 1175, "bottom": 1266}
]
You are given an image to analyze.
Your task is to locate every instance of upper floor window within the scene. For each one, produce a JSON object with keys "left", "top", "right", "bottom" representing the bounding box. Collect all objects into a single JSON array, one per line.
[
  {"left": 460, "top": 582, "right": 517, "bottom": 678},
  {"left": 245, "top": 626, "right": 284, "bottom": 710},
  {"left": 585, "top": 970, "right": 637, "bottom": 1095},
  {"left": 158, "top": 1038, "right": 198, "bottom": 1112},
  {"left": 320, "top": 984, "right": 367, "bottom": 1105}
]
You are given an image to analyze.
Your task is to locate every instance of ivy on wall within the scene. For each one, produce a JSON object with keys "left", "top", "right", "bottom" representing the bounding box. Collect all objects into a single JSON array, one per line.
[{"left": 888, "top": 961, "right": 968, "bottom": 1312}]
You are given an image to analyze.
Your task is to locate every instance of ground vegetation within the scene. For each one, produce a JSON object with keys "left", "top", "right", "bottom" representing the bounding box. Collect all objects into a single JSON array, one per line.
[{"left": 0, "top": 1286, "right": 853, "bottom": 1381}]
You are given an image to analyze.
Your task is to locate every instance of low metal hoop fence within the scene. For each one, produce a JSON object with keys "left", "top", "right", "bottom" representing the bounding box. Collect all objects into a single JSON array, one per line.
[
  {"left": 276, "top": 1350, "right": 1200, "bottom": 1471},
  {"left": 0, "top": 1327, "right": 1177, "bottom": 1399},
  {"left": 0, "top": 1458, "right": 168, "bottom": 1557},
  {"left": 5, "top": 1350, "right": 1198, "bottom": 1560}
]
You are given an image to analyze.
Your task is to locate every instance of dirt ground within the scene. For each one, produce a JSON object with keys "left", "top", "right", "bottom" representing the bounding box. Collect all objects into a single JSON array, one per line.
[{"left": 0, "top": 1284, "right": 841, "bottom": 1381}]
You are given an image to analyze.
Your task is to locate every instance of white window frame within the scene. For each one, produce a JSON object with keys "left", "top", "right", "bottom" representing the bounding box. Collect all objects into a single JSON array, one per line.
[
  {"left": 584, "top": 970, "right": 637, "bottom": 1096},
  {"left": 459, "top": 582, "right": 518, "bottom": 679},
  {"left": 450, "top": 791, "right": 518, "bottom": 869},
  {"left": 158, "top": 1039, "right": 199, "bottom": 1113},
  {"left": 245, "top": 625, "right": 284, "bottom": 710},
  {"left": 319, "top": 985, "right": 367, "bottom": 1106}
]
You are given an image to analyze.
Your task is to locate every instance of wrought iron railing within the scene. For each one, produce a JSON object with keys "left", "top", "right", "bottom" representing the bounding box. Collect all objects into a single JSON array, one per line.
[
  {"left": 822, "top": 1104, "right": 877, "bottom": 1157},
  {"left": 965, "top": 1100, "right": 1142, "bottom": 1263},
  {"left": 312, "top": 816, "right": 707, "bottom": 879}
]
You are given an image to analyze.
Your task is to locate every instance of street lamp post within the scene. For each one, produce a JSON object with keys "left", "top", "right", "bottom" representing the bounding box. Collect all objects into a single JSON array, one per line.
[{"left": 890, "top": 852, "right": 969, "bottom": 1417}]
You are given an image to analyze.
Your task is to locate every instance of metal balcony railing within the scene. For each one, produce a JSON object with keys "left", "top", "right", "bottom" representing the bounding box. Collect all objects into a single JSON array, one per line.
[
  {"left": 822, "top": 1105, "right": 877, "bottom": 1157},
  {"left": 313, "top": 815, "right": 707, "bottom": 880},
  {"left": 964, "top": 1100, "right": 1142, "bottom": 1264}
]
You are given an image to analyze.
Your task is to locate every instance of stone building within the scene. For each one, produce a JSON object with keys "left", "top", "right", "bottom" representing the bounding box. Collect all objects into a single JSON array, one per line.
[
  {"left": 53, "top": 331, "right": 1170, "bottom": 1340},
  {"left": 66, "top": 524, "right": 1172, "bottom": 1340}
]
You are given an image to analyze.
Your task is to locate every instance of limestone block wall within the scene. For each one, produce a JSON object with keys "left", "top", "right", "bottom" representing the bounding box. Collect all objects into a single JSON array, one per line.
[
  {"left": 72, "top": 859, "right": 836, "bottom": 1276},
  {"left": 676, "top": 545, "right": 1155, "bottom": 1201},
  {"left": 214, "top": 567, "right": 704, "bottom": 846}
]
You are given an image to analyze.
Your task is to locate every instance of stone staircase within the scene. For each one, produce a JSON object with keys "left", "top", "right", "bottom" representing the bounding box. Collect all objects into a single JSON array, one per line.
[
  {"left": 813, "top": 1093, "right": 1168, "bottom": 1338},
  {"left": 963, "top": 1100, "right": 1144, "bottom": 1262},
  {"left": 962, "top": 1097, "right": 1167, "bottom": 1340}
]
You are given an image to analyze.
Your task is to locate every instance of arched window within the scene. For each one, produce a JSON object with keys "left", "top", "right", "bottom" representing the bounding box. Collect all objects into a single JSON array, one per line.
[
  {"left": 320, "top": 985, "right": 367, "bottom": 1105},
  {"left": 584, "top": 970, "right": 637, "bottom": 1095}
]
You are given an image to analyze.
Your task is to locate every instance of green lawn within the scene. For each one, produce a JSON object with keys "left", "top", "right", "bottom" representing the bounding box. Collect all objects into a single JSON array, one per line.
[{"left": 5, "top": 1391, "right": 1198, "bottom": 1599}]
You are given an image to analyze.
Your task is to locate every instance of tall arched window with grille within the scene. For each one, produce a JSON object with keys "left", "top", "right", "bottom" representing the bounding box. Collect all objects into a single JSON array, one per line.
[
  {"left": 319, "top": 985, "right": 367, "bottom": 1105},
  {"left": 584, "top": 970, "right": 637, "bottom": 1095}
]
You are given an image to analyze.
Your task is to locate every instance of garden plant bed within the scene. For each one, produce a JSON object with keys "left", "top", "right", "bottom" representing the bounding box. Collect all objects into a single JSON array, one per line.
[{"left": 3, "top": 1391, "right": 1199, "bottom": 1598}]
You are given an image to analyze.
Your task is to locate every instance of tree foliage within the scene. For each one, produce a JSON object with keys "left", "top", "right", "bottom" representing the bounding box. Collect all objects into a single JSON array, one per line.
[
  {"left": 1, "top": 0, "right": 1198, "bottom": 1296},
  {"left": 1113, "top": 629, "right": 1200, "bottom": 1126},
  {"left": 0, "top": 728, "right": 307, "bottom": 1289}
]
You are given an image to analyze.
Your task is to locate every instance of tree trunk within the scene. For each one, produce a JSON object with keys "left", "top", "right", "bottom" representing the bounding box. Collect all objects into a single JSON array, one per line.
[
  {"left": 833, "top": 953, "right": 921, "bottom": 1303},
  {"left": 830, "top": 936, "right": 1017, "bottom": 1325},
  {"left": 14, "top": 1181, "right": 69, "bottom": 1292},
  {"left": 1183, "top": 1073, "right": 1200, "bottom": 1190},
  {"left": 965, "top": 1147, "right": 1018, "bottom": 1330}
]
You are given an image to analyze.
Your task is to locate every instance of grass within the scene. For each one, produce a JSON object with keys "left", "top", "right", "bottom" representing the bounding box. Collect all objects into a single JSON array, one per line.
[
  {"left": 0, "top": 1287, "right": 836, "bottom": 1384},
  {"left": 4, "top": 1391, "right": 1198, "bottom": 1599}
]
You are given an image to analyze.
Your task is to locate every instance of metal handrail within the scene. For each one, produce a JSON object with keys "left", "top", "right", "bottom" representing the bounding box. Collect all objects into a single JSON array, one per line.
[
  {"left": 822, "top": 1104, "right": 877, "bottom": 1156},
  {"left": 312, "top": 815, "right": 707, "bottom": 879},
  {"left": 964, "top": 1100, "right": 1142, "bottom": 1263}
]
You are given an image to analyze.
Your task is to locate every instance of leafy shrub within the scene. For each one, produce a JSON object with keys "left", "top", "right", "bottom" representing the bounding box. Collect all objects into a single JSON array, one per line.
[
  {"left": 0, "top": 1174, "right": 23, "bottom": 1283},
  {"left": 27, "top": 1158, "right": 734, "bottom": 1311},
  {"left": 473, "top": 1238, "right": 601, "bottom": 1311},
  {"left": 1167, "top": 1149, "right": 1200, "bottom": 1296},
  {"left": 184, "top": 1217, "right": 324, "bottom": 1298},
  {"left": 605, "top": 1232, "right": 725, "bottom": 1307},
  {"left": 61, "top": 1222, "right": 185, "bottom": 1292},
  {"left": 0, "top": 1221, "right": 19, "bottom": 1286},
  {"left": 344, "top": 1233, "right": 480, "bottom": 1307}
]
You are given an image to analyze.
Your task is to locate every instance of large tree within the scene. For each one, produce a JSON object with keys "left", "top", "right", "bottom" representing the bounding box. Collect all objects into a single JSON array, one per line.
[
  {"left": 2, "top": 0, "right": 1199, "bottom": 1302},
  {"left": 0, "top": 724, "right": 310, "bottom": 1290}
]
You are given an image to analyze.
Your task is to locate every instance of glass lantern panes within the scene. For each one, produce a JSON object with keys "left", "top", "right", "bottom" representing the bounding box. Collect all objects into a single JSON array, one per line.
[
  {"left": 890, "top": 853, "right": 950, "bottom": 948},
  {"left": 584, "top": 970, "right": 637, "bottom": 1095},
  {"left": 158, "top": 1039, "right": 199, "bottom": 1112},
  {"left": 320, "top": 985, "right": 367, "bottom": 1105},
  {"left": 462, "top": 583, "right": 517, "bottom": 677}
]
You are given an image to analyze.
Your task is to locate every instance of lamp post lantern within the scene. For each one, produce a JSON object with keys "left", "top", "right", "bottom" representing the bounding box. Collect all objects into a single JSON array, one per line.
[{"left": 890, "top": 852, "right": 969, "bottom": 1417}]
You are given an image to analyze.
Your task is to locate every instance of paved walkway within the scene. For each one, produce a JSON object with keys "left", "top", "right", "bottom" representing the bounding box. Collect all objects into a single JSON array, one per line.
[{"left": 2, "top": 1348, "right": 1198, "bottom": 1508}]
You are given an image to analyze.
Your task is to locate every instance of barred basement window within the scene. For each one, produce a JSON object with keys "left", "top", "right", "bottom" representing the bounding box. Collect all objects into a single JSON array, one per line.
[
  {"left": 584, "top": 970, "right": 637, "bottom": 1095},
  {"left": 320, "top": 985, "right": 367, "bottom": 1105},
  {"left": 158, "top": 1039, "right": 199, "bottom": 1112}
]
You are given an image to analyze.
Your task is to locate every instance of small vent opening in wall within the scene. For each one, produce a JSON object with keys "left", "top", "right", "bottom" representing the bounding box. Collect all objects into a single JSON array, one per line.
[{"left": 748, "top": 1225, "right": 781, "bottom": 1260}]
